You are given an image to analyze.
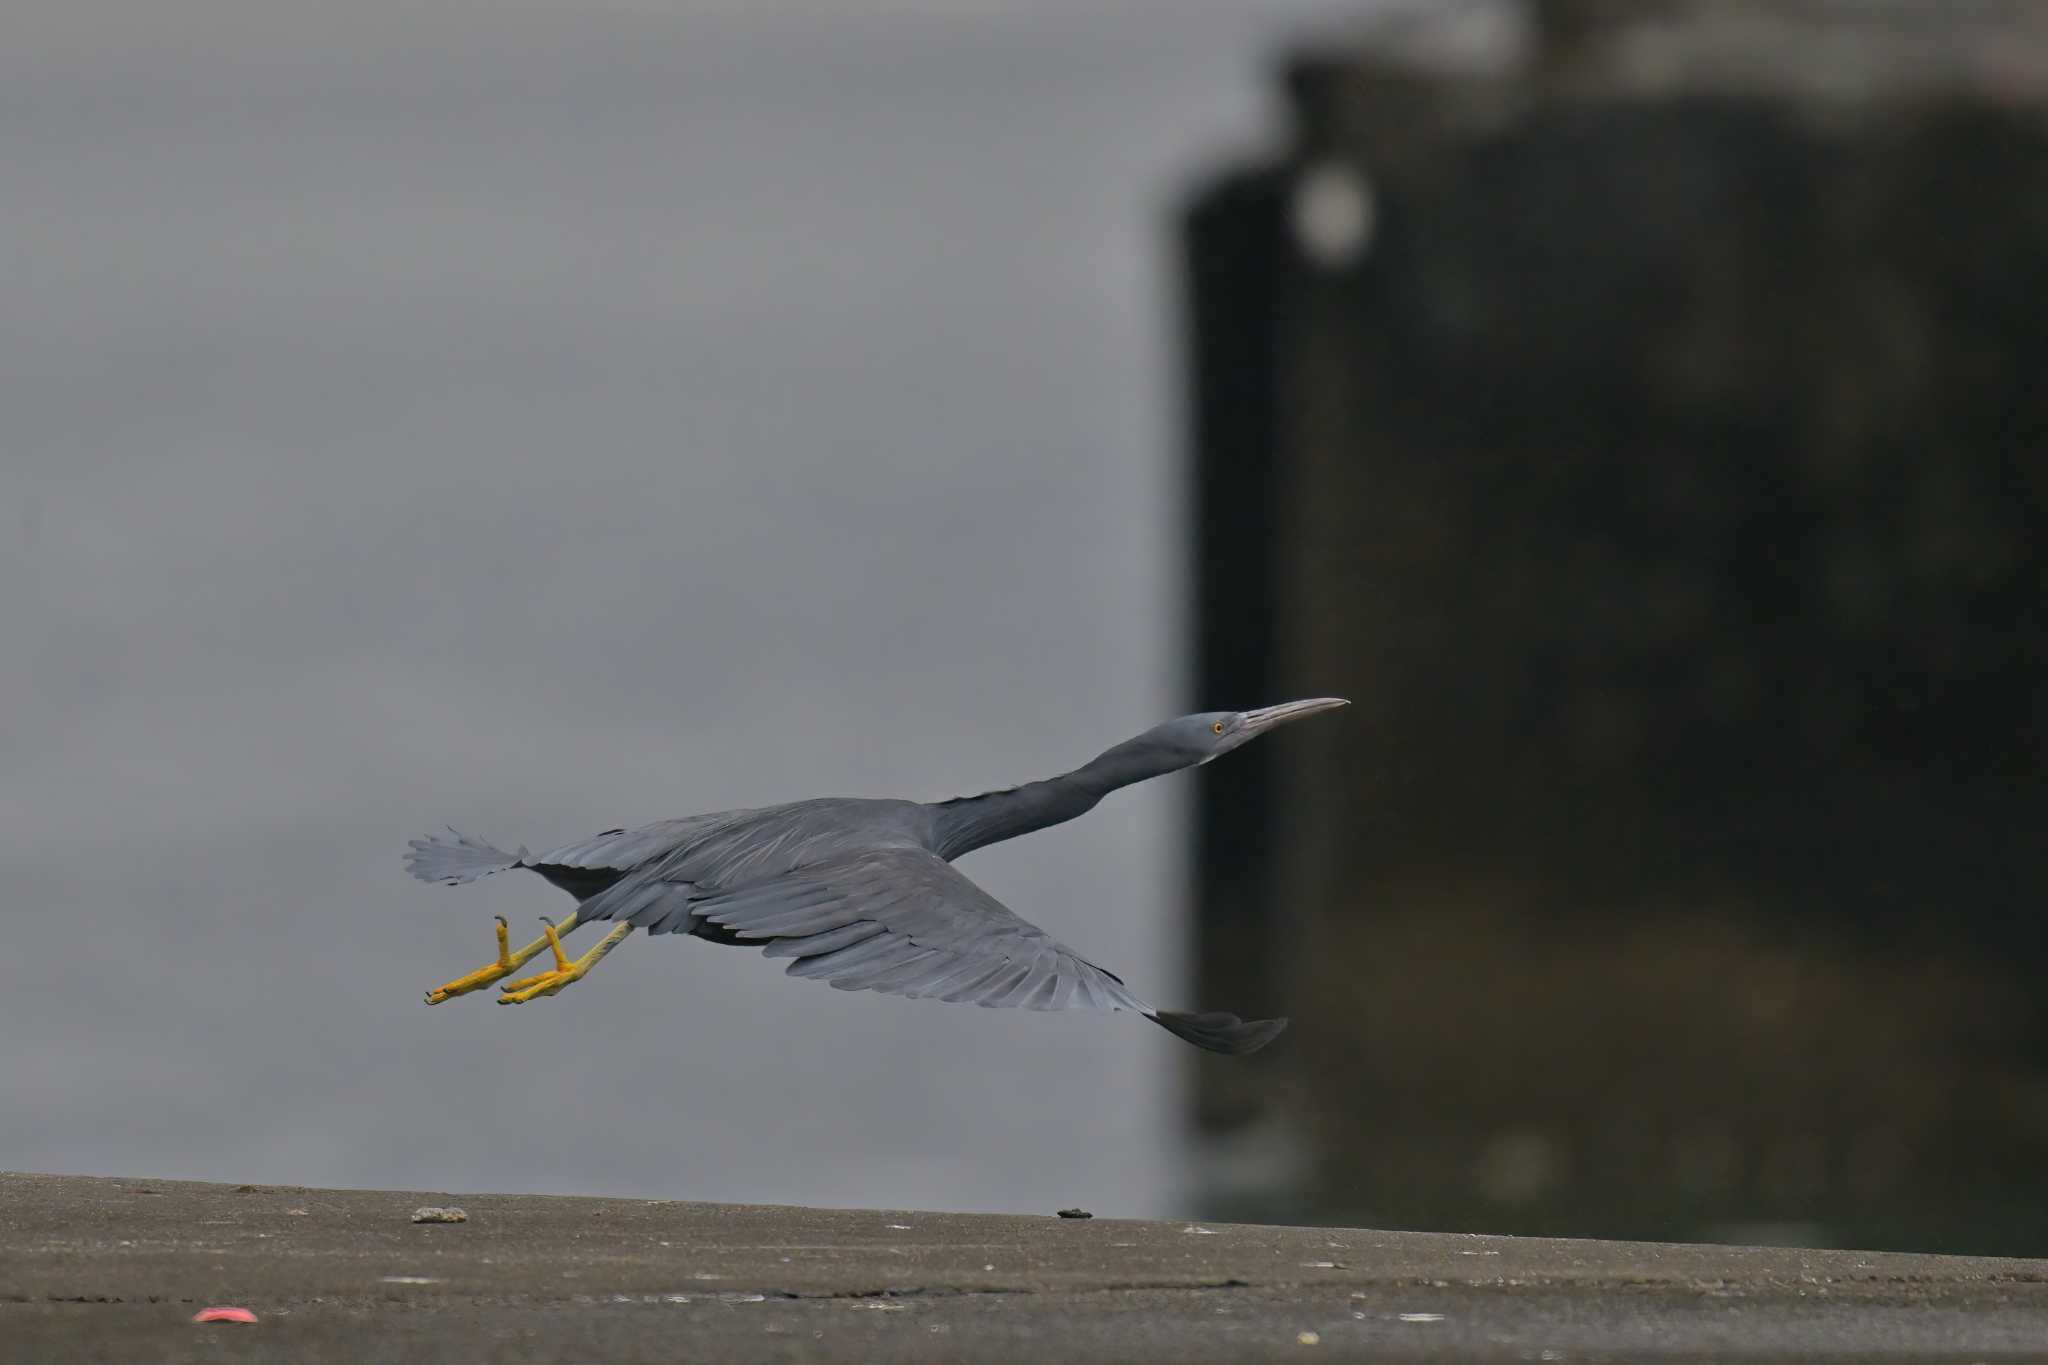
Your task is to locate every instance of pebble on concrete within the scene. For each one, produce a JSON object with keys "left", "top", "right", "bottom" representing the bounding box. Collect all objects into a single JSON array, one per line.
[{"left": 411, "top": 1207, "right": 468, "bottom": 1224}]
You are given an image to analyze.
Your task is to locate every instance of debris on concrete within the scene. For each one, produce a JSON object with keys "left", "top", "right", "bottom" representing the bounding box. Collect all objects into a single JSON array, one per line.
[
  {"left": 192, "top": 1306, "right": 258, "bottom": 1324},
  {"left": 411, "top": 1206, "right": 468, "bottom": 1224}
]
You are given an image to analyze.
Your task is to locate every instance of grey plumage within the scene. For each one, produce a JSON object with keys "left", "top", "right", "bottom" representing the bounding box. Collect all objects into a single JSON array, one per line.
[
  {"left": 404, "top": 827, "right": 527, "bottom": 885},
  {"left": 408, "top": 699, "right": 1346, "bottom": 1055}
]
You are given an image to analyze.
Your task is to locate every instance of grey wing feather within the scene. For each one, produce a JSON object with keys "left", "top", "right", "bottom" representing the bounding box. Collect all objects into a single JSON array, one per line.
[
  {"left": 522, "top": 815, "right": 750, "bottom": 913},
  {"left": 690, "top": 847, "right": 1150, "bottom": 1015},
  {"left": 531, "top": 815, "right": 731, "bottom": 873},
  {"left": 759, "top": 921, "right": 885, "bottom": 958}
]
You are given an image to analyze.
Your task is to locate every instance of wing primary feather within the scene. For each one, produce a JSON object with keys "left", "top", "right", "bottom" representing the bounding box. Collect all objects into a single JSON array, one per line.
[
  {"left": 938, "top": 961, "right": 1017, "bottom": 1003},
  {"left": 759, "top": 921, "right": 884, "bottom": 960},
  {"left": 1023, "top": 972, "right": 1064, "bottom": 1011},
  {"left": 724, "top": 905, "right": 862, "bottom": 940},
  {"left": 827, "top": 947, "right": 948, "bottom": 992},
  {"left": 904, "top": 955, "right": 1003, "bottom": 999},
  {"left": 1067, "top": 972, "right": 1103, "bottom": 1010},
  {"left": 705, "top": 884, "right": 838, "bottom": 927},
  {"left": 1045, "top": 971, "right": 1079, "bottom": 1012},
  {"left": 886, "top": 954, "right": 976, "bottom": 998},
  {"left": 785, "top": 933, "right": 912, "bottom": 980},
  {"left": 983, "top": 959, "right": 1052, "bottom": 1010},
  {"left": 967, "top": 963, "right": 1035, "bottom": 1008},
  {"left": 1148, "top": 1010, "right": 1289, "bottom": 1056}
]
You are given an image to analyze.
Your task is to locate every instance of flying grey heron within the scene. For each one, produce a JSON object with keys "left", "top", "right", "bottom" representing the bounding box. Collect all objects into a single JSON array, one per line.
[{"left": 409, "top": 699, "right": 1346, "bottom": 1055}]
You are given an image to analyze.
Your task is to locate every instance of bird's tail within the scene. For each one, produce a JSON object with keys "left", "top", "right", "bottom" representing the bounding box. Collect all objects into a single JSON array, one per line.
[
  {"left": 1149, "top": 1010, "right": 1288, "bottom": 1056},
  {"left": 405, "top": 828, "right": 527, "bottom": 885}
]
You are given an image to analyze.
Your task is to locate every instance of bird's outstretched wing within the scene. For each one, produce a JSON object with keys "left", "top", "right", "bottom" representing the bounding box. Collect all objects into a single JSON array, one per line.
[
  {"left": 683, "top": 849, "right": 1288, "bottom": 1052},
  {"left": 556, "top": 842, "right": 1286, "bottom": 1053},
  {"left": 688, "top": 847, "right": 1150, "bottom": 1013}
]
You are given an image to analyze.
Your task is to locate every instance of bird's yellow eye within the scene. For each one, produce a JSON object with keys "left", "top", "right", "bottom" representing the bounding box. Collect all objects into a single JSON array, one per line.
[{"left": 1212, "top": 721, "right": 1226, "bottom": 734}]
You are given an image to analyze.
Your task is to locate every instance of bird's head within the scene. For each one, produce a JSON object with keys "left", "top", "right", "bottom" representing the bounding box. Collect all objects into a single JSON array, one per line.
[{"left": 1148, "top": 697, "right": 1350, "bottom": 765}]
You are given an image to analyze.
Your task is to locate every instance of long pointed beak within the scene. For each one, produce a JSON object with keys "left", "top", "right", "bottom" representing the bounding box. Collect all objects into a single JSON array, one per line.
[{"left": 1241, "top": 696, "right": 1349, "bottom": 736}]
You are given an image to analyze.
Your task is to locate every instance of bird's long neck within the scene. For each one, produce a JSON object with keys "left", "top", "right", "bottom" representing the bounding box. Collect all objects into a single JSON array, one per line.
[{"left": 926, "top": 735, "right": 1193, "bottom": 861}]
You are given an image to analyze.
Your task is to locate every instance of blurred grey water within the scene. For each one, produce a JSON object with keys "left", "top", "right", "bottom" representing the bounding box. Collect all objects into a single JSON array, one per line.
[{"left": 0, "top": 2, "right": 1356, "bottom": 1214}]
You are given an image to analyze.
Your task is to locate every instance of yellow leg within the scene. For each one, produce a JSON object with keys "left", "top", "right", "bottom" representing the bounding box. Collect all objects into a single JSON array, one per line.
[
  {"left": 424, "top": 912, "right": 581, "bottom": 1005},
  {"left": 499, "top": 923, "right": 634, "bottom": 1004},
  {"left": 499, "top": 916, "right": 573, "bottom": 992}
]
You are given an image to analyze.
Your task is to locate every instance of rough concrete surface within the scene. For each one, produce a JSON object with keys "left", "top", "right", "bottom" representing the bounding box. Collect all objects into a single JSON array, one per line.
[{"left": 5, "top": 1172, "right": 2047, "bottom": 1362}]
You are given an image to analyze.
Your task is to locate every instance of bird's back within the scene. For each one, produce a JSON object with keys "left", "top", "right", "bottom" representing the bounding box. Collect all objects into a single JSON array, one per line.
[{"left": 531, "top": 797, "right": 934, "bottom": 894}]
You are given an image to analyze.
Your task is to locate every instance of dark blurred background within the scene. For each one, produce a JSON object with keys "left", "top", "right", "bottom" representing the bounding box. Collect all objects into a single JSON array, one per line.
[
  {"left": 7, "top": 0, "right": 2047, "bottom": 1258},
  {"left": 1183, "top": 0, "right": 2048, "bottom": 1255}
]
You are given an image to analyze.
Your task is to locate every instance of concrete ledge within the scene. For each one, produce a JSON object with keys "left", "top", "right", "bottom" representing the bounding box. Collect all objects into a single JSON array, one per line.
[{"left": 5, "top": 1172, "right": 2046, "bottom": 1362}]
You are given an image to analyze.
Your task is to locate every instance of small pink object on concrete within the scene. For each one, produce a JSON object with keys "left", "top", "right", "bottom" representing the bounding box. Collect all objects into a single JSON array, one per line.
[{"left": 191, "top": 1307, "right": 258, "bottom": 1324}]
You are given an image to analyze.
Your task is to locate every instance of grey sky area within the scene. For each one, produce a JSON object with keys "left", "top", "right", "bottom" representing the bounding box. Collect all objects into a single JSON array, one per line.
[{"left": 3, "top": 2, "right": 1362, "bottom": 1216}]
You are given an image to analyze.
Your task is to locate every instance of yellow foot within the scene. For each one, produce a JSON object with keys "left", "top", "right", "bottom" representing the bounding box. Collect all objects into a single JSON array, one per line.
[
  {"left": 498, "top": 922, "right": 634, "bottom": 1005},
  {"left": 498, "top": 915, "right": 574, "bottom": 1002},
  {"left": 425, "top": 916, "right": 516, "bottom": 1005},
  {"left": 497, "top": 968, "right": 579, "bottom": 1003},
  {"left": 425, "top": 913, "right": 580, "bottom": 1005}
]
